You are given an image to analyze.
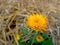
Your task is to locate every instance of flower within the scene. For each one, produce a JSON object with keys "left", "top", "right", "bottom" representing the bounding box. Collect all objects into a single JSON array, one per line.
[
  {"left": 15, "top": 34, "right": 21, "bottom": 41},
  {"left": 26, "top": 13, "right": 48, "bottom": 33},
  {"left": 36, "top": 35, "right": 44, "bottom": 42}
]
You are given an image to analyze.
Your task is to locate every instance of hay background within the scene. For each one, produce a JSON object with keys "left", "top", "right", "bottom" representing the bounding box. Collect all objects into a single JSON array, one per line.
[{"left": 0, "top": 0, "right": 60, "bottom": 45}]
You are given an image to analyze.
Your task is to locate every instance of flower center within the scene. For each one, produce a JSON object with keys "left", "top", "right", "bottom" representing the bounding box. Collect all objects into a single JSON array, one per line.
[
  {"left": 34, "top": 19, "right": 38, "bottom": 23},
  {"left": 38, "top": 36, "right": 41, "bottom": 39}
]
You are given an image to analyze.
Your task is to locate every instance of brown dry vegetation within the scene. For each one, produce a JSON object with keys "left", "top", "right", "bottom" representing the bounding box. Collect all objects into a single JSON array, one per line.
[{"left": 0, "top": 0, "right": 60, "bottom": 45}]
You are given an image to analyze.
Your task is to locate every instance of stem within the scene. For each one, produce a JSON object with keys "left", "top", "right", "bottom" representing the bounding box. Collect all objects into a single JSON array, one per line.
[{"left": 31, "top": 32, "right": 37, "bottom": 45}]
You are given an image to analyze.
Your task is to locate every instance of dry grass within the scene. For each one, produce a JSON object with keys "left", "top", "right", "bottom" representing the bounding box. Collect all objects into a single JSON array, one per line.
[{"left": 0, "top": 0, "right": 60, "bottom": 45}]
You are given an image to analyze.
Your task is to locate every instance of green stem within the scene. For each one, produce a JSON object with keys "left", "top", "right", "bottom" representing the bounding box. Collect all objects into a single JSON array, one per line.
[{"left": 31, "top": 32, "right": 38, "bottom": 45}]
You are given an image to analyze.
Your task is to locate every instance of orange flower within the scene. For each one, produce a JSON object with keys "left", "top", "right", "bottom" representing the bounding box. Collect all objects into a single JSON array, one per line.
[{"left": 26, "top": 13, "right": 48, "bottom": 33}]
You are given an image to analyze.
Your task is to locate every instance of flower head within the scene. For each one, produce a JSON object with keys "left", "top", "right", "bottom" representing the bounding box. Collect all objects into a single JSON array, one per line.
[
  {"left": 15, "top": 34, "right": 21, "bottom": 41},
  {"left": 26, "top": 13, "right": 48, "bottom": 33},
  {"left": 36, "top": 35, "right": 44, "bottom": 42}
]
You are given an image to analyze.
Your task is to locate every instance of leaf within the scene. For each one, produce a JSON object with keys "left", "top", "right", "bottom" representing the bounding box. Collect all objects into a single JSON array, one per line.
[
  {"left": 19, "top": 41, "right": 27, "bottom": 45},
  {"left": 42, "top": 39, "right": 53, "bottom": 45},
  {"left": 27, "top": 37, "right": 35, "bottom": 45},
  {"left": 22, "top": 27, "right": 28, "bottom": 35},
  {"left": 42, "top": 33, "right": 48, "bottom": 39},
  {"left": 26, "top": 33, "right": 37, "bottom": 45}
]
